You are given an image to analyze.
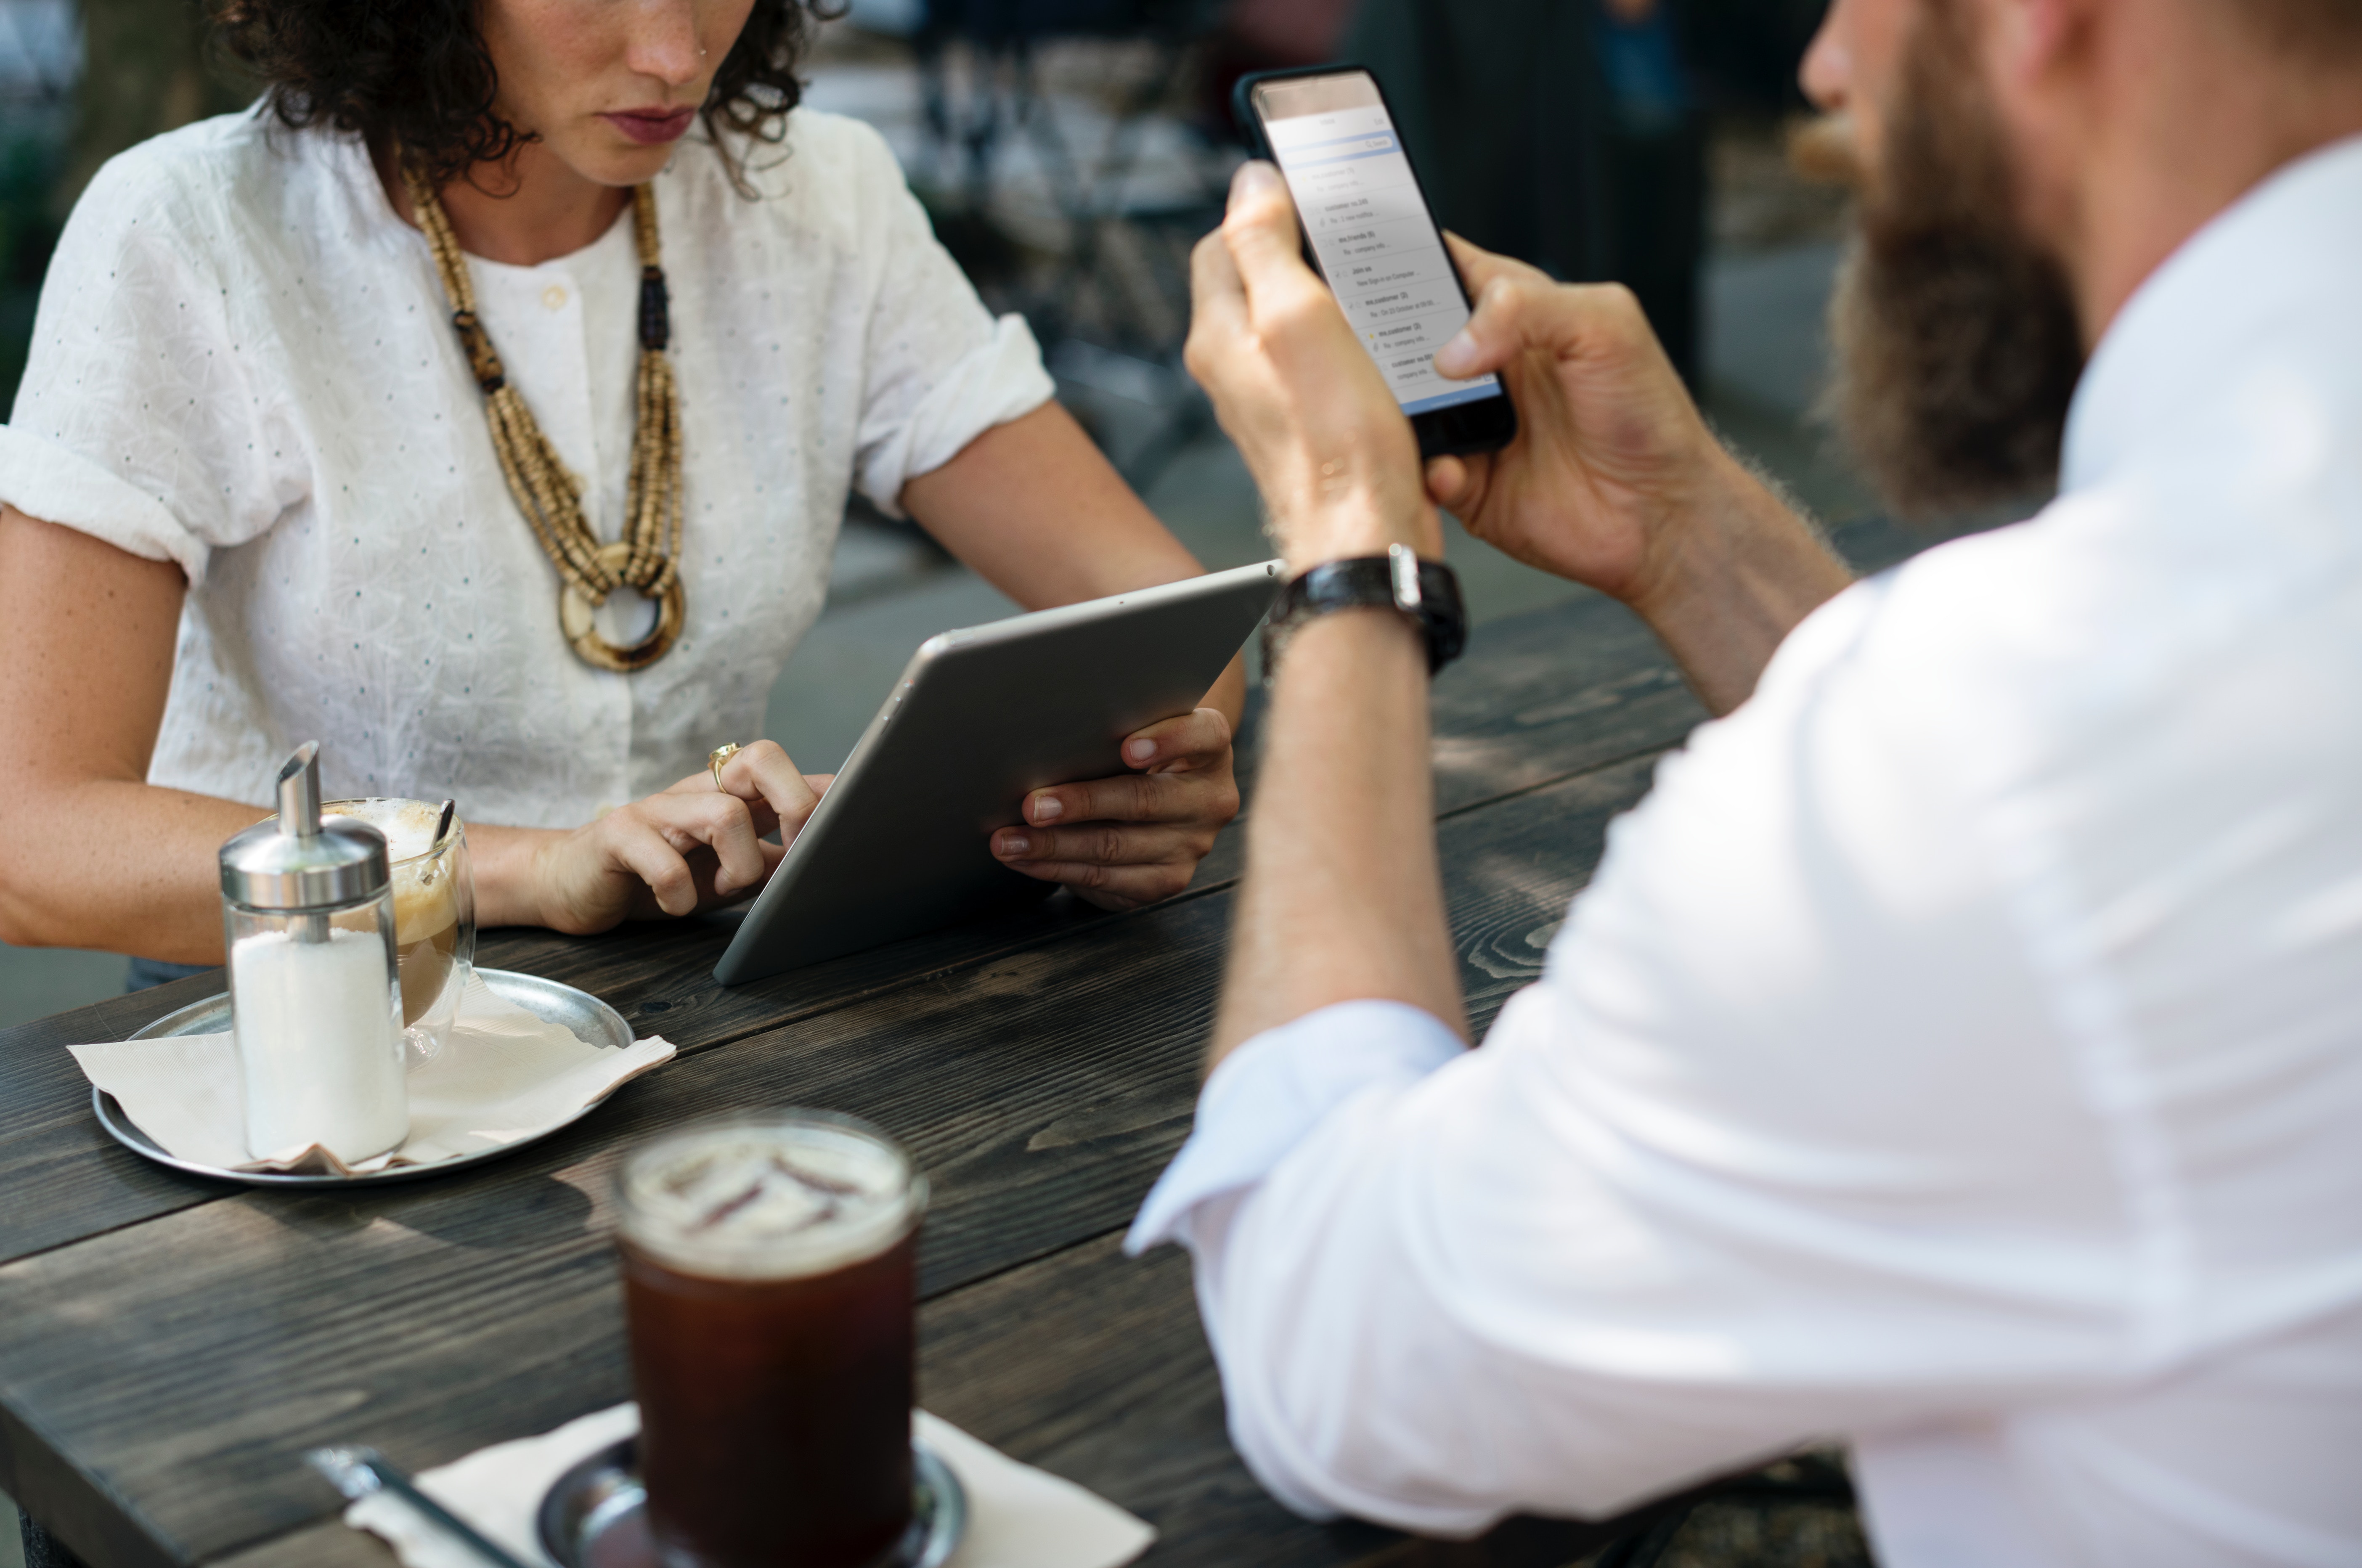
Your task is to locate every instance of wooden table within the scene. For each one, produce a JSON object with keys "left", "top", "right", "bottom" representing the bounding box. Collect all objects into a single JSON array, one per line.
[{"left": 0, "top": 522, "right": 1920, "bottom": 1568}]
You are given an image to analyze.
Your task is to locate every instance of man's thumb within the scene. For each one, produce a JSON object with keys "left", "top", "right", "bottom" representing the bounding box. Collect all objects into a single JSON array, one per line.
[{"left": 1222, "top": 162, "right": 1305, "bottom": 282}]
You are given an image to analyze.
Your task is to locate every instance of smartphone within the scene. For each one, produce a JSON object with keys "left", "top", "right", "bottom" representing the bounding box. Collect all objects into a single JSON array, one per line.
[{"left": 1233, "top": 65, "right": 1518, "bottom": 459}]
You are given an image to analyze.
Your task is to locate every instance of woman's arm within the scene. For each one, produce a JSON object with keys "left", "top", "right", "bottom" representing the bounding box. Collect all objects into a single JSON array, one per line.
[
  {"left": 899, "top": 400, "right": 1248, "bottom": 728},
  {"left": 0, "top": 507, "right": 831, "bottom": 958},
  {"left": 0, "top": 505, "right": 259, "bottom": 961},
  {"left": 900, "top": 403, "right": 1250, "bottom": 909}
]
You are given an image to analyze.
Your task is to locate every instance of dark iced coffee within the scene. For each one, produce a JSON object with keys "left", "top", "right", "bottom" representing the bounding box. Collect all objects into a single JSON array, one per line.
[{"left": 615, "top": 1113, "right": 927, "bottom": 1568}]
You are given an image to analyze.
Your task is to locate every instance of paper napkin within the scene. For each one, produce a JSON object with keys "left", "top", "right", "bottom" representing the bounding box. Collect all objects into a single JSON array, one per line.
[{"left": 345, "top": 1402, "right": 1157, "bottom": 1568}]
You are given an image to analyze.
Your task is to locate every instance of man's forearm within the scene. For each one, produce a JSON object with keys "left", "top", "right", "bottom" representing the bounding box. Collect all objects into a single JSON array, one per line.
[
  {"left": 1630, "top": 447, "right": 1856, "bottom": 716},
  {"left": 1208, "top": 609, "right": 1466, "bottom": 1071}
]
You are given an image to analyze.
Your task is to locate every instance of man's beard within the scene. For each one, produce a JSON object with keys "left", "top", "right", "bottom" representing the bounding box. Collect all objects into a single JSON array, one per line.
[{"left": 1825, "top": 1, "right": 2088, "bottom": 519}]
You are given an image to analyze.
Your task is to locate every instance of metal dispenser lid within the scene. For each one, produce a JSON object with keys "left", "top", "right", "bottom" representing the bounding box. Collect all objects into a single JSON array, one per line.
[{"left": 219, "top": 743, "right": 390, "bottom": 911}]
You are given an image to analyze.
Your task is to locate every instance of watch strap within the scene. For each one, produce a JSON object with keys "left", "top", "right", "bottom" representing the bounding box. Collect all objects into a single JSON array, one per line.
[{"left": 1265, "top": 546, "right": 1468, "bottom": 676}]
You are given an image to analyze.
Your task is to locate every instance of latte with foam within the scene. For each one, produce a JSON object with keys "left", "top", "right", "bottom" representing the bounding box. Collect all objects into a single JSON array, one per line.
[{"left": 322, "top": 798, "right": 467, "bottom": 1028}]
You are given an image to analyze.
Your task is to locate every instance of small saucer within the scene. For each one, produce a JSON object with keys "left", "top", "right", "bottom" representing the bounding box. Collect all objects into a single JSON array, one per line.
[
  {"left": 93, "top": 969, "right": 633, "bottom": 1189},
  {"left": 537, "top": 1436, "right": 966, "bottom": 1568}
]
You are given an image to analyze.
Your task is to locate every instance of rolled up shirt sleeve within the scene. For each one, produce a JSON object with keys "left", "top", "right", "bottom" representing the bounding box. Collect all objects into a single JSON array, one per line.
[
  {"left": 842, "top": 121, "right": 1055, "bottom": 516},
  {"left": 2, "top": 142, "right": 295, "bottom": 585},
  {"left": 1125, "top": 1001, "right": 1466, "bottom": 1257}
]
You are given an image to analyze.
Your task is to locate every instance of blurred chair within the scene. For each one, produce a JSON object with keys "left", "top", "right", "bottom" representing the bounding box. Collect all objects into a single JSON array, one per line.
[{"left": 911, "top": 0, "right": 1235, "bottom": 485}]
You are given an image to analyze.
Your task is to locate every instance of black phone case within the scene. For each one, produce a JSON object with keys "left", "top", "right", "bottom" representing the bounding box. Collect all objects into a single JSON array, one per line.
[{"left": 1229, "top": 64, "right": 1518, "bottom": 459}]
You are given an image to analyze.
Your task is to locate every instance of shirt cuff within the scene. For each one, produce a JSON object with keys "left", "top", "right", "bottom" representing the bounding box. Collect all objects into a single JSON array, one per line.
[
  {"left": 0, "top": 425, "right": 208, "bottom": 584},
  {"left": 1124, "top": 1000, "right": 1463, "bottom": 1256},
  {"left": 855, "top": 314, "right": 1057, "bottom": 518}
]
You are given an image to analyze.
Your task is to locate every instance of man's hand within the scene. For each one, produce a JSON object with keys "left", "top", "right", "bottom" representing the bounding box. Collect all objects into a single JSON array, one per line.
[
  {"left": 991, "top": 707, "right": 1240, "bottom": 911},
  {"left": 1184, "top": 162, "right": 1442, "bottom": 569},
  {"left": 525, "top": 740, "right": 831, "bottom": 933},
  {"left": 1423, "top": 238, "right": 1729, "bottom": 606},
  {"left": 1426, "top": 236, "right": 1854, "bottom": 712}
]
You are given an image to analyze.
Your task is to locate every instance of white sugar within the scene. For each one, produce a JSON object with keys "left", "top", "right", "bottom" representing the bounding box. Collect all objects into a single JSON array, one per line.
[{"left": 232, "top": 927, "right": 409, "bottom": 1163}]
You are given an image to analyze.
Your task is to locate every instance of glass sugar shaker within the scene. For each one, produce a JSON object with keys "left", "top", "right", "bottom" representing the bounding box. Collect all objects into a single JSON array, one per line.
[{"left": 218, "top": 742, "right": 410, "bottom": 1165}]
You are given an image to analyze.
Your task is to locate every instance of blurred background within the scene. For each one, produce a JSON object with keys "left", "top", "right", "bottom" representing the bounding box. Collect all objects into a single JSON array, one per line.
[{"left": 0, "top": 0, "right": 1864, "bottom": 1017}]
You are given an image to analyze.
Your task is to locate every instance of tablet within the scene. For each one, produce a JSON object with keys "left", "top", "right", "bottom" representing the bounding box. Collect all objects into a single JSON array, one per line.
[{"left": 714, "top": 559, "right": 1284, "bottom": 984}]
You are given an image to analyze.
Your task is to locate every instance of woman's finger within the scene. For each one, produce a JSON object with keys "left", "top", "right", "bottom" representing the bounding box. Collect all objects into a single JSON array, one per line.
[
  {"left": 1111, "top": 706, "right": 1233, "bottom": 776},
  {"left": 602, "top": 810, "right": 703, "bottom": 918},
  {"left": 991, "top": 818, "right": 1206, "bottom": 868},
  {"left": 638, "top": 791, "right": 770, "bottom": 899},
  {"left": 715, "top": 739, "right": 824, "bottom": 838},
  {"left": 1023, "top": 762, "right": 1238, "bottom": 830},
  {"left": 994, "top": 854, "right": 1199, "bottom": 910}
]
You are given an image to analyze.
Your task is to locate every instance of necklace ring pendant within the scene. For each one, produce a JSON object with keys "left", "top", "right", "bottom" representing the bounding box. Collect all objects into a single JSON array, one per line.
[{"left": 559, "top": 540, "right": 687, "bottom": 673}]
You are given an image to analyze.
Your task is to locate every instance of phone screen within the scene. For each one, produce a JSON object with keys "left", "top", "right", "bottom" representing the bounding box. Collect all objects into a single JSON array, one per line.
[{"left": 1251, "top": 72, "right": 1504, "bottom": 418}]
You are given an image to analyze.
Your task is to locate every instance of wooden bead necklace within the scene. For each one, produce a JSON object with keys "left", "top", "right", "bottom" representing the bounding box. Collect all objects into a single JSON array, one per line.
[{"left": 402, "top": 161, "right": 687, "bottom": 673}]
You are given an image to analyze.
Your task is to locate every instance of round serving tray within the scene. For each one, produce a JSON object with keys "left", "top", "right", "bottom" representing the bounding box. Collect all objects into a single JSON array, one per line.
[
  {"left": 538, "top": 1436, "right": 966, "bottom": 1568},
  {"left": 92, "top": 968, "right": 632, "bottom": 1189}
]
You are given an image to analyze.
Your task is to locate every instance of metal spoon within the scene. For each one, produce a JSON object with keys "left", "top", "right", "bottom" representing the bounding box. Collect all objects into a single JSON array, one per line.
[{"left": 307, "top": 1445, "right": 532, "bottom": 1568}]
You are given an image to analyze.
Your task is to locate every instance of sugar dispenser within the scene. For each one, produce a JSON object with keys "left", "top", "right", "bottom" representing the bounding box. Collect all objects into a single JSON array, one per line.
[{"left": 218, "top": 742, "right": 409, "bottom": 1163}]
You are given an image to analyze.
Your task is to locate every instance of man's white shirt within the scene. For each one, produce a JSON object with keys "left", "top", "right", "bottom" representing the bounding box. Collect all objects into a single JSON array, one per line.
[{"left": 1129, "top": 135, "right": 2362, "bottom": 1568}]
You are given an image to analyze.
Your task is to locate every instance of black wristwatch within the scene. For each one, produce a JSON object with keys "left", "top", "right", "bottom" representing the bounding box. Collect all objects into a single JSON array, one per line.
[{"left": 1263, "top": 545, "right": 1469, "bottom": 678}]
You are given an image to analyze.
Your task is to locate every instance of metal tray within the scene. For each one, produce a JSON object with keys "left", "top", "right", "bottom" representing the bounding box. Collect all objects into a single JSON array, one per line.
[
  {"left": 538, "top": 1436, "right": 965, "bottom": 1568},
  {"left": 92, "top": 968, "right": 633, "bottom": 1189}
]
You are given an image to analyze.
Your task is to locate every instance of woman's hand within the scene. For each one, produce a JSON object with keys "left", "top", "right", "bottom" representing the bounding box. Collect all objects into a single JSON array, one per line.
[
  {"left": 522, "top": 740, "right": 831, "bottom": 935},
  {"left": 1184, "top": 163, "right": 1442, "bottom": 569},
  {"left": 990, "top": 707, "right": 1240, "bottom": 911}
]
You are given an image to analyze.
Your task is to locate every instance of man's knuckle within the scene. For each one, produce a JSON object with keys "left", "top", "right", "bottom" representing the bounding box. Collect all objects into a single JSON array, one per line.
[{"left": 1267, "top": 292, "right": 1326, "bottom": 338}]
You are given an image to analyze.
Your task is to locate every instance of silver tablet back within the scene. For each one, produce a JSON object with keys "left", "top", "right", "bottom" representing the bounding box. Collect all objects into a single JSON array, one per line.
[{"left": 714, "top": 561, "right": 1283, "bottom": 984}]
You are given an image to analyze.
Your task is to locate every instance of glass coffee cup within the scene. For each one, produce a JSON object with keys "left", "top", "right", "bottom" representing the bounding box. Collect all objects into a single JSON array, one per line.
[
  {"left": 615, "top": 1111, "right": 928, "bottom": 1568},
  {"left": 320, "top": 799, "right": 475, "bottom": 1065}
]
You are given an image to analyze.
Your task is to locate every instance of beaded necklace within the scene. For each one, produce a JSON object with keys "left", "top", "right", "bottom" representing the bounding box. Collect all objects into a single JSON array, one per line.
[{"left": 402, "top": 162, "right": 687, "bottom": 673}]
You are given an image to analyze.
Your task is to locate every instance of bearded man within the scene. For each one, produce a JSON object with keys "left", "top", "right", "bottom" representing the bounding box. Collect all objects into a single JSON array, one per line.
[{"left": 1124, "top": 0, "right": 2362, "bottom": 1560}]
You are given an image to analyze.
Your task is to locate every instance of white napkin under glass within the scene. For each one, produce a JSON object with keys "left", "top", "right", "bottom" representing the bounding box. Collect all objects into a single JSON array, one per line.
[{"left": 345, "top": 1402, "right": 1156, "bottom": 1568}]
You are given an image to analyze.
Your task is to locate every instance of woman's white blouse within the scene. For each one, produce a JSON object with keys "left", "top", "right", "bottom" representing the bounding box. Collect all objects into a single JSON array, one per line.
[{"left": 0, "top": 109, "right": 1053, "bottom": 826}]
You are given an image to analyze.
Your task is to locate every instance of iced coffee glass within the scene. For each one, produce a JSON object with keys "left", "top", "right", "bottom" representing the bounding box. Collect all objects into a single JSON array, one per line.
[
  {"left": 321, "top": 799, "right": 474, "bottom": 1066},
  {"left": 615, "top": 1112, "right": 927, "bottom": 1568}
]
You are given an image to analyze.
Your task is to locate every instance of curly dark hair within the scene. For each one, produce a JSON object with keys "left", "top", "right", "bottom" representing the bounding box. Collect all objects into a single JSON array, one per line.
[{"left": 207, "top": 0, "right": 843, "bottom": 191}]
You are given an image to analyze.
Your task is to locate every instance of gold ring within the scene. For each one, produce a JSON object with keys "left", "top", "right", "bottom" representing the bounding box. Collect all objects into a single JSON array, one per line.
[{"left": 708, "top": 742, "right": 744, "bottom": 791}]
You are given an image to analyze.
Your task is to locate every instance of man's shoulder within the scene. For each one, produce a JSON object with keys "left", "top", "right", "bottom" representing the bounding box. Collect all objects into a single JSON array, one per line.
[{"left": 1782, "top": 468, "right": 2362, "bottom": 830}]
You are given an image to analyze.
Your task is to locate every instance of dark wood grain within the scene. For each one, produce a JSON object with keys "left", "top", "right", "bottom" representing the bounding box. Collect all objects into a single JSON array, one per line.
[
  {"left": 0, "top": 755, "right": 1652, "bottom": 1568},
  {"left": 0, "top": 967, "right": 240, "bottom": 1270},
  {"left": 917, "top": 1233, "right": 1691, "bottom": 1568}
]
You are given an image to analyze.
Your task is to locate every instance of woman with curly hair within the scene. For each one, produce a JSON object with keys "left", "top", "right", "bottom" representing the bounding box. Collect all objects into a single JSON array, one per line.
[{"left": 0, "top": 0, "right": 1246, "bottom": 975}]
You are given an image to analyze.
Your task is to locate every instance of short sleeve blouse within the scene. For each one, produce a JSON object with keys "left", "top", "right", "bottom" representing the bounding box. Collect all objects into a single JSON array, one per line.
[{"left": 0, "top": 108, "right": 1054, "bottom": 826}]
